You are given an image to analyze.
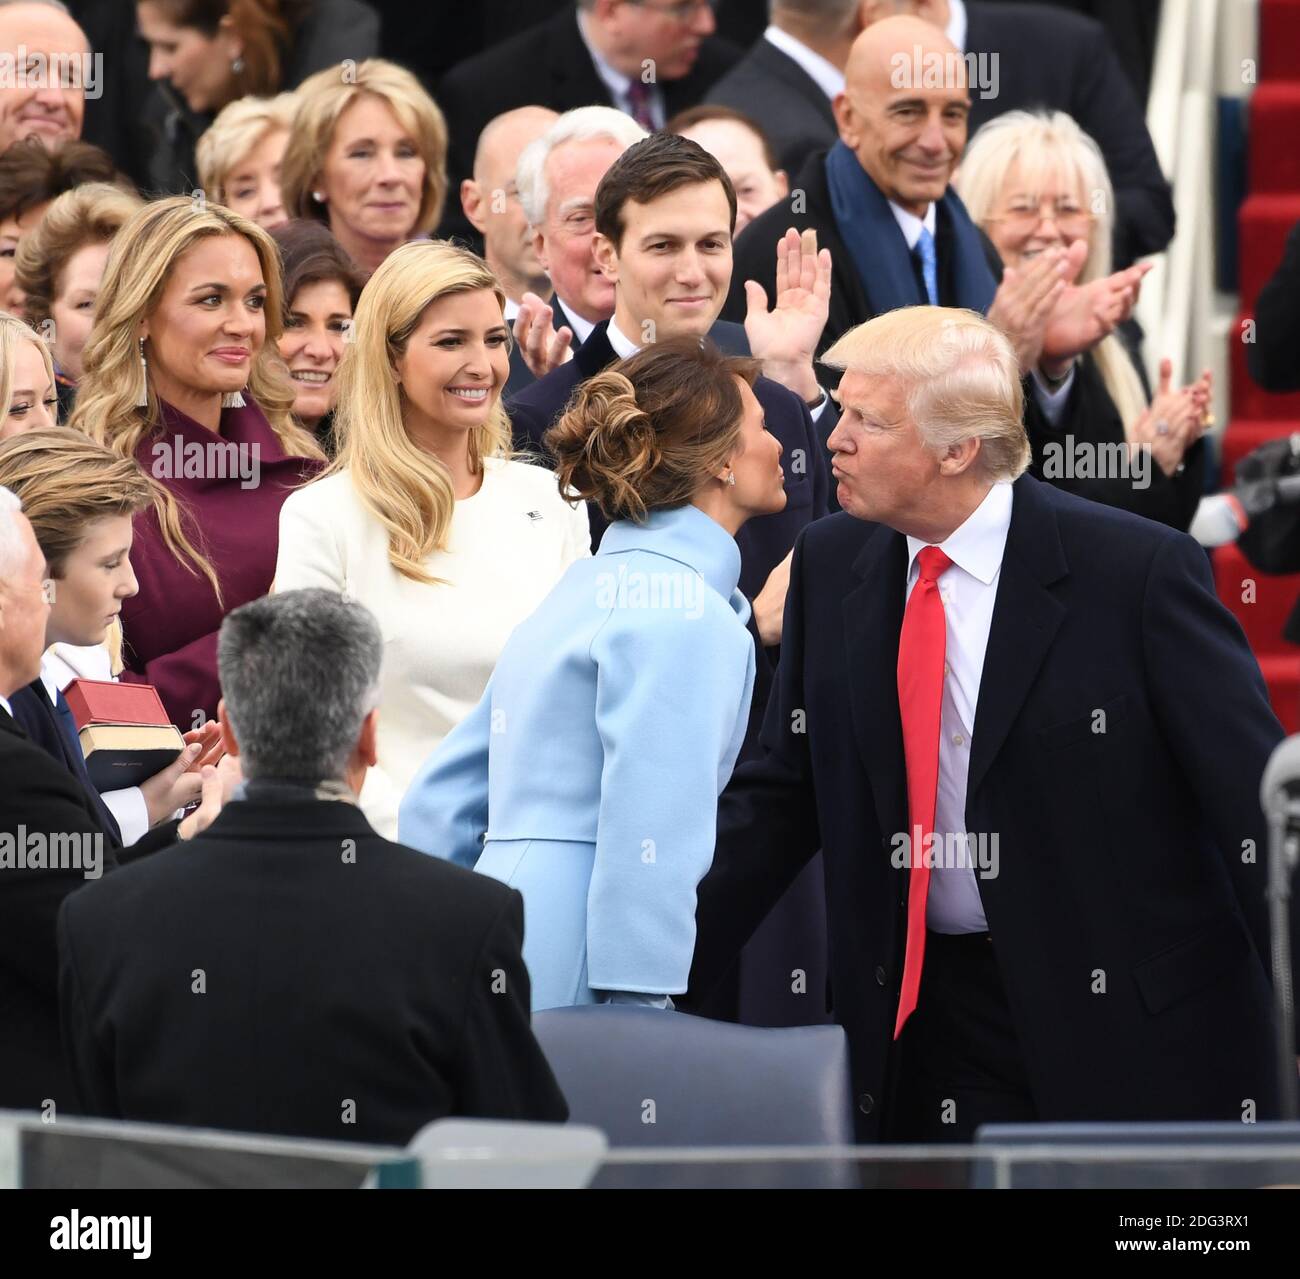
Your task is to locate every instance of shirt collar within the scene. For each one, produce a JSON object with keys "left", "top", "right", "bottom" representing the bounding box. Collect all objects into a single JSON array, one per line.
[
  {"left": 560, "top": 303, "right": 598, "bottom": 346},
  {"left": 503, "top": 295, "right": 521, "bottom": 324},
  {"left": 598, "top": 503, "right": 743, "bottom": 605},
  {"left": 947, "top": 0, "right": 968, "bottom": 53},
  {"left": 606, "top": 317, "right": 641, "bottom": 359},
  {"left": 906, "top": 480, "right": 1013, "bottom": 587},
  {"left": 38, "top": 657, "right": 59, "bottom": 707},
  {"left": 0, "top": 693, "right": 10, "bottom": 718},
  {"left": 889, "top": 199, "right": 937, "bottom": 250},
  {"left": 764, "top": 24, "right": 846, "bottom": 100}
]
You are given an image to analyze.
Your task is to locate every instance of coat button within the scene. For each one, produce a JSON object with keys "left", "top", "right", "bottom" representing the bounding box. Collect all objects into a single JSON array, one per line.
[
  {"left": 874, "top": 965, "right": 888, "bottom": 986},
  {"left": 858, "top": 1093, "right": 874, "bottom": 1116}
]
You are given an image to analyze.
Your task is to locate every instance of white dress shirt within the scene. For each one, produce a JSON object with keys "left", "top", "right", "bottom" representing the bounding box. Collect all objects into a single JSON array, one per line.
[
  {"left": 578, "top": 10, "right": 666, "bottom": 129},
  {"left": 890, "top": 200, "right": 937, "bottom": 252},
  {"left": 562, "top": 304, "right": 599, "bottom": 347},
  {"left": 904, "top": 480, "right": 1014, "bottom": 934},
  {"left": 504, "top": 296, "right": 521, "bottom": 324},
  {"left": 0, "top": 692, "right": 10, "bottom": 717},
  {"left": 764, "top": 25, "right": 846, "bottom": 101}
]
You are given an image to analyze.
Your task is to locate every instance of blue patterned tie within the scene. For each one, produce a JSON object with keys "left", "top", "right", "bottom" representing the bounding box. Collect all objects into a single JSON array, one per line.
[{"left": 916, "top": 225, "right": 939, "bottom": 305}]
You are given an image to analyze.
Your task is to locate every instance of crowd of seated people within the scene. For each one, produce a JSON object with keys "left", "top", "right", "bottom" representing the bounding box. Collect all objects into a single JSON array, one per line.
[{"left": 0, "top": 0, "right": 1294, "bottom": 1154}]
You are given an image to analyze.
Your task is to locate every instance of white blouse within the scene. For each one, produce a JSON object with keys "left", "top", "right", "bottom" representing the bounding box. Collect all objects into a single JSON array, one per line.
[{"left": 275, "top": 456, "right": 591, "bottom": 835}]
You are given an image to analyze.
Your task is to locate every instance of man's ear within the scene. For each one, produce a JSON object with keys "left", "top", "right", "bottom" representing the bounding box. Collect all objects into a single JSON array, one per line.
[
  {"left": 939, "top": 435, "right": 982, "bottom": 477},
  {"left": 216, "top": 698, "right": 240, "bottom": 758},
  {"left": 531, "top": 225, "right": 550, "bottom": 273},
  {"left": 832, "top": 92, "right": 860, "bottom": 149},
  {"left": 773, "top": 169, "right": 790, "bottom": 201},
  {"left": 592, "top": 231, "right": 619, "bottom": 283},
  {"left": 358, "top": 706, "right": 379, "bottom": 769},
  {"left": 461, "top": 178, "right": 487, "bottom": 233}
]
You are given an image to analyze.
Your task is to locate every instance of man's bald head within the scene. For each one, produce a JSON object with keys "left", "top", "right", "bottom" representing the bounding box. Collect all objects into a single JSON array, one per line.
[
  {"left": 473, "top": 106, "right": 558, "bottom": 184},
  {"left": 463, "top": 106, "right": 559, "bottom": 303},
  {"left": 833, "top": 14, "right": 970, "bottom": 215},
  {"left": 0, "top": 2, "right": 90, "bottom": 153}
]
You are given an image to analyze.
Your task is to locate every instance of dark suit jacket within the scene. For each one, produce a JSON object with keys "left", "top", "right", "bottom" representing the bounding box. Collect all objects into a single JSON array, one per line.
[
  {"left": 1025, "top": 350, "right": 1205, "bottom": 531},
  {"left": 507, "top": 318, "right": 831, "bottom": 600},
  {"left": 704, "top": 37, "right": 838, "bottom": 176},
  {"left": 965, "top": 1, "right": 1174, "bottom": 266},
  {"left": 690, "top": 475, "right": 1286, "bottom": 1140},
  {"left": 435, "top": 8, "right": 740, "bottom": 241},
  {"left": 724, "top": 152, "right": 1004, "bottom": 377},
  {"left": 57, "top": 794, "right": 569, "bottom": 1146},
  {"left": 8, "top": 680, "right": 122, "bottom": 843},
  {"left": 1247, "top": 219, "right": 1300, "bottom": 393},
  {"left": 0, "top": 708, "right": 175, "bottom": 1113}
]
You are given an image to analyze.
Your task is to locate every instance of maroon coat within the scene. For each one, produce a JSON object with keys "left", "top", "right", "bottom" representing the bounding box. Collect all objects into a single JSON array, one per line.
[{"left": 118, "top": 398, "right": 322, "bottom": 725}]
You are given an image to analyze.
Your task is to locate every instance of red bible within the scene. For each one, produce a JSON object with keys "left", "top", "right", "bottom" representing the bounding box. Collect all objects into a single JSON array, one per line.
[{"left": 63, "top": 679, "right": 171, "bottom": 730}]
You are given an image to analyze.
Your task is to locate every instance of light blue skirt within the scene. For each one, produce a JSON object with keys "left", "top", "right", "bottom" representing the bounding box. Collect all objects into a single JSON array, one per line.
[{"left": 476, "top": 838, "right": 598, "bottom": 1011}]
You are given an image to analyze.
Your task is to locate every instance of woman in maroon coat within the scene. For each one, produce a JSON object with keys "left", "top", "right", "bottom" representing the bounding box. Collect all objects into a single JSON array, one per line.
[{"left": 70, "top": 196, "right": 324, "bottom": 725}]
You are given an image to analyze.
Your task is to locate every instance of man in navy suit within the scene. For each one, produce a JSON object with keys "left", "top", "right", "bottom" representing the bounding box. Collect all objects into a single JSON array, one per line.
[
  {"left": 509, "top": 131, "right": 832, "bottom": 623},
  {"left": 690, "top": 306, "right": 1289, "bottom": 1142}
]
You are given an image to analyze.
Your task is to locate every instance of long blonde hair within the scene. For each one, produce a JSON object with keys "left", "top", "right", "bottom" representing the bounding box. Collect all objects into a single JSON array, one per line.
[
  {"left": 328, "top": 240, "right": 512, "bottom": 584},
  {"left": 69, "top": 196, "right": 323, "bottom": 597},
  {"left": 0, "top": 312, "right": 55, "bottom": 419},
  {"left": 956, "top": 110, "right": 1149, "bottom": 437}
]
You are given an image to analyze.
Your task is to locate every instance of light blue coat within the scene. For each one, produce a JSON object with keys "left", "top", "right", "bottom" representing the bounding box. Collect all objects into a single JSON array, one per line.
[{"left": 398, "top": 503, "right": 756, "bottom": 1009}]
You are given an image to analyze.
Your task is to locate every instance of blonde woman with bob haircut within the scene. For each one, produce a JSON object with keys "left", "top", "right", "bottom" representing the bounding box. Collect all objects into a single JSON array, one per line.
[
  {"left": 69, "top": 196, "right": 324, "bottom": 725},
  {"left": 277, "top": 240, "right": 590, "bottom": 837},
  {"left": 16, "top": 183, "right": 144, "bottom": 416},
  {"left": 0, "top": 428, "right": 225, "bottom": 849},
  {"left": 195, "top": 93, "right": 297, "bottom": 231},
  {"left": 279, "top": 59, "right": 448, "bottom": 276},
  {"left": 957, "top": 111, "right": 1210, "bottom": 531}
]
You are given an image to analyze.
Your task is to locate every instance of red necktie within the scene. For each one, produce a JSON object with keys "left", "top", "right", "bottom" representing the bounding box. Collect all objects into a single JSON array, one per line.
[
  {"left": 625, "top": 80, "right": 657, "bottom": 132},
  {"left": 894, "top": 545, "right": 953, "bottom": 1039}
]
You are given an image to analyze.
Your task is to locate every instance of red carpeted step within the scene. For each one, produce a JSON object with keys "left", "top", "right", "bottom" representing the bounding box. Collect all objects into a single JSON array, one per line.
[
  {"left": 1229, "top": 312, "right": 1300, "bottom": 421},
  {"left": 1248, "top": 83, "right": 1300, "bottom": 193},
  {"left": 1214, "top": 542, "right": 1300, "bottom": 656},
  {"left": 1261, "top": 0, "right": 1300, "bottom": 83},
  {"left": 1237, "top": 193, "right": 1300, "bottom": 311},
  {"left": 1258, "top": 654, "right": 1300, "bottom": 733}
]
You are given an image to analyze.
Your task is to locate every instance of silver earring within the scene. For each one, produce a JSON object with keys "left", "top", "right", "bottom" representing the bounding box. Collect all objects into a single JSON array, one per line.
[
  {"left": 231, "top": 55, "right": 245, "bottom": 75},
  {"left": 222, "top": 389, "right": 246, "bottom": 408},
  {"left": 725, "top": 471, "right": 736, "bottom": 487},
  {"left": 312, "top": 190, "right": 325, "bottom": 203},
  {"left": 135, "top": 338, "right": 148, "bottom": 408}
]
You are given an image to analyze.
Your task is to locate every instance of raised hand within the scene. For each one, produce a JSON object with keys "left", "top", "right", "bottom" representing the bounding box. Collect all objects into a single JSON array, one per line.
[
  {"left": 743, "top": 227, "right": 832, "bottom": 402},
  {"left": 513, "top": 291, "right": 574, "bottom": 379},
  {"left": 1129, "top": 358, "right": 1205, "bottom": 476}
]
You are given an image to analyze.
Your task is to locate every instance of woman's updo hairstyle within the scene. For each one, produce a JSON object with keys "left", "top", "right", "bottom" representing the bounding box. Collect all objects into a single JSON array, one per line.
[{"left": 547, "top": 335, "right": 760, "bottom": 523}]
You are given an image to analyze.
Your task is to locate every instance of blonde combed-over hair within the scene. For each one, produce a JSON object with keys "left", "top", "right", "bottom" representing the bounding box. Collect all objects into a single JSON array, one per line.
[{"left": 823, "top": 306, "right": 1032, "bottom": 482}]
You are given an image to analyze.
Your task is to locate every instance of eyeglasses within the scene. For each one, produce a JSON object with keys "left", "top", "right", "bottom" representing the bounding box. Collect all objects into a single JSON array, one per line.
[
  {"left": 988, "top": 200, "right": 1094, "bottom": 236},
  {"left": 622, "top": 0, "right": 717, "bottom": 22}
]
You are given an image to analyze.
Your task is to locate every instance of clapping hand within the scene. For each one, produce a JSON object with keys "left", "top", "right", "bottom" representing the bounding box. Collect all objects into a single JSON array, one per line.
[
  {"left": 1130, "top": 359, "right": 1212, "bottom": 477},
  {"left": 513, "top": 292, "right": 575, "bottom": 379},
  {"left": 986, "top": 242, "right": 1078, "bottom": 374}
]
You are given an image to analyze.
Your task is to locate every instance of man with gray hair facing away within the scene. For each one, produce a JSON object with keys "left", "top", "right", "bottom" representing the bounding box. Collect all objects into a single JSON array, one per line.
[
  {"left": 58, "top": 589, "right": 567, "bottom": 1145},
  {"left": 690, "top": 306, "right": 1289, "bottom": 1143}
]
